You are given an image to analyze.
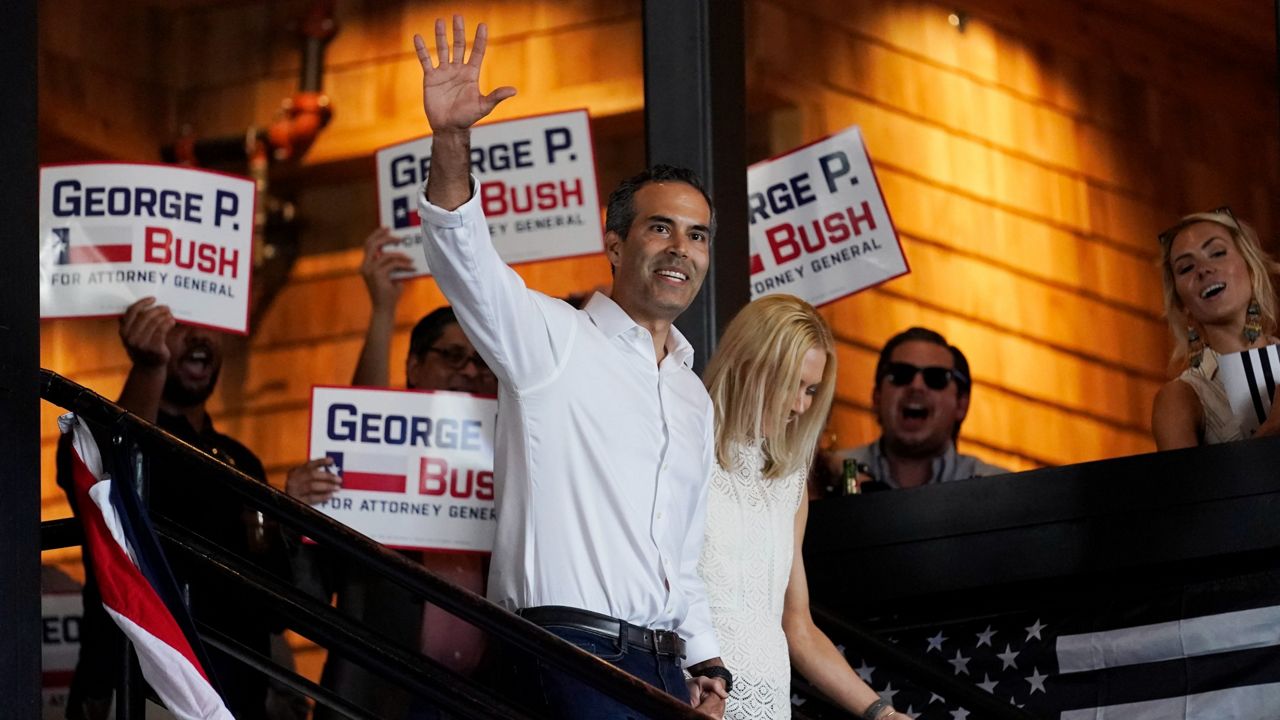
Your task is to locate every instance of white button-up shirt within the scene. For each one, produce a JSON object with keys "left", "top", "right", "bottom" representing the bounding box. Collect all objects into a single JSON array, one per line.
[{"left": 418, "top": 183, "right": 720, "bottom": 666}]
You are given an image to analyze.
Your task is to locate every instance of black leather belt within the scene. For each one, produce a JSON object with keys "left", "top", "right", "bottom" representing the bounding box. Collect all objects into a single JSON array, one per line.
[{"left": 518, "top": 605, "right": 686, "bottom": 658}]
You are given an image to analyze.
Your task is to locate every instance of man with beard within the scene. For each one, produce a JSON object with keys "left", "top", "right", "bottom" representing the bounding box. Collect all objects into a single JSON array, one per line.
[
  {"left": 58, "top": 297, "right": 287, "bottom": 720},
  {"left": 830, "top": 327, "right": 1008, "bottom": 491},
  {"left": 410, "top": 15, "right": 729, "bottom": 719}
]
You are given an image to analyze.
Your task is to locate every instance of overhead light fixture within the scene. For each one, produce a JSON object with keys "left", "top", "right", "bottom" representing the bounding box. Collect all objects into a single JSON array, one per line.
[{"left": 947, "top": 10, "right": 969, "bottom": 33}]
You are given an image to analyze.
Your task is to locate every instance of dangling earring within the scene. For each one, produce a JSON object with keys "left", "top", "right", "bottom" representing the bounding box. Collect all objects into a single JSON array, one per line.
[
  {"left": 1244, "top": 300, "right": 1262, "bottom": 344},
  {"left": 1187, "top": 326, "right": 1204, "bottom": 368}
]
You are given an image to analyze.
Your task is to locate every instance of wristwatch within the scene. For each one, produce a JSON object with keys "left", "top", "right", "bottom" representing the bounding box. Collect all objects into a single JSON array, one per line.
[{"left": 694, "top": 665, "right": 734, "bottom": 694}]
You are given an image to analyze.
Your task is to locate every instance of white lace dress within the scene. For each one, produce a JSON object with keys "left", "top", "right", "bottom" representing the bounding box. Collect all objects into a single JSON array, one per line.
[{"left": 698, "top": 442, "right": 807, "bottom": 720}]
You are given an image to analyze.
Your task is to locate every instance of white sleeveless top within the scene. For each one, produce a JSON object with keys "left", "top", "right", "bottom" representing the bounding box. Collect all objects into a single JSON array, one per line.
[{"left": 698, "top": 442, "right": 807, "bottom": 720}]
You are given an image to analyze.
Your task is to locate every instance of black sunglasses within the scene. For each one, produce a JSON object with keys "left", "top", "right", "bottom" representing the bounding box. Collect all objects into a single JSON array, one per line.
[
  {"left": 425, "top": 345, "right": 493, "bottom": 374},
  {"left": 882, "top": 362, "right": 966, "bottom": 390},
  {"left": 1157, "top": 205, "right": 1237, "bottom": 246}
]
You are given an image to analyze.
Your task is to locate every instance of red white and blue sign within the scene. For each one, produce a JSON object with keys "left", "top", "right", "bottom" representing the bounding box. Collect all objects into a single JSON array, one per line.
[
  {"left": 307, "top": 386, "right": 498, "bottom": 552},
  {"left": 747, "top": 125, "right": 908, "bottom": 307},
  {"left": 39, "top": 163, "right": 256, "bottom": 334},
  {"left": 373, "top": 109, "right": 603, "bottom": 277}
]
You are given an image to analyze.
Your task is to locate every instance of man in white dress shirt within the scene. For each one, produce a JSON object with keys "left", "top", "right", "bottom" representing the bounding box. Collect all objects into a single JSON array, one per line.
[{"left": 412, "top": 14, "right": 730, "bottom": 719}]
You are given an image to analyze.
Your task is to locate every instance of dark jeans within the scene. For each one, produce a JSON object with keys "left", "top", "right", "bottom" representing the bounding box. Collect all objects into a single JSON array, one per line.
[{"left": 509, "top": 626, "right": 691, "bottom": 719}]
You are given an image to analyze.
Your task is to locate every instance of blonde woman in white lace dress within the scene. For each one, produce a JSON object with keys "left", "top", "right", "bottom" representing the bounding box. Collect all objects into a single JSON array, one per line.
[{"left": 698, "top": 295, "right": 904, "bottom": 720}]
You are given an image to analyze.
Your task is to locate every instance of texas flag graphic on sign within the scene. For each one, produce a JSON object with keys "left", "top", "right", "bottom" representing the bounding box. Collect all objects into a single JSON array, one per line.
[
  {"left": 50, "top": 225, "right": 134, "bottom": 264},
  {"left": 326, "top": 451, "right": 408, "bottom": 493},
  {"left": 391, "top": 196, "right": 420, "bottom": 230}
]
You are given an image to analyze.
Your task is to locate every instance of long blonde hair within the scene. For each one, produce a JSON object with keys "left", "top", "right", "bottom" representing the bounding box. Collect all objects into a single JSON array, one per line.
[
  {"left": 704, "top": 295, "right": 837, "bottom": 479},
  {"left": 1159, "top": 209, "right": 1280, "bottom": 370}
]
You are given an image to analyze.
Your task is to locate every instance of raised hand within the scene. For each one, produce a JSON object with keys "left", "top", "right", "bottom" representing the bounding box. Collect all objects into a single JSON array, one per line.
[
  {"left": 414, "top": 15, "right": 516, "bottom": 135},
  {"left": 360, "top": 227, "right": 415, "bottom": 311},
  {"left": 119, "top": 297, "right": 175, "bottom": 369}
]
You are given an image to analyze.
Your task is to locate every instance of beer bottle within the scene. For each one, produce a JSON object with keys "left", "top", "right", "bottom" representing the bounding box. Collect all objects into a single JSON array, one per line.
[{"left": 842, "top": 458, "right": 859, "bottom": 495}]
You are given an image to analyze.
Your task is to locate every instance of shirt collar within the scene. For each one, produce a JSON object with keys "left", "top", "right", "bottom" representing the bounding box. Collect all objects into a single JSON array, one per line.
[
  {"left": 664, "top": 323, "right": 695, "bottom": 370},
  {"left": 583, "top": 292, "right": 695, "bottom": 370},
  {"left": 930, "top": 442, "right": 961, "bottom": 483},
  {"left": 584, "top": 292, "right": 635, "bottom": 338},
  {"left": 872, "top": 437, "right": 960, "bottom": 488}
]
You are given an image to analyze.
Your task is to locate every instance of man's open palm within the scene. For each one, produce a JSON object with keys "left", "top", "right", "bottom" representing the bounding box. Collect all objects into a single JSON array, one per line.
[{"left": 414, "top": 15, "right": 516, "bottom": 135}]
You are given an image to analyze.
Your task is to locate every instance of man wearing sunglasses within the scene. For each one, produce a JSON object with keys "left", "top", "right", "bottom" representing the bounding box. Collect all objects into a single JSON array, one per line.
[
  {"left": 287, "top": 227, "right": 497, "bottom": 719},
  {"left": 831, "top": 327, "right": 1007, "bottom": 490}
]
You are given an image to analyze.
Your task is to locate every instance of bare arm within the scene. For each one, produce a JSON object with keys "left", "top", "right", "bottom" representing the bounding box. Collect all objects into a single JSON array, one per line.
[
  {"left": 1151, "top": 379, "right": 1202, "bottom": 450},
  {"left": 351, "top": 228, "right": 415, "bottom": 387},
  {"left": 115, "top": 297, "right": 175, "bottom": 423},
  {"left": 414, "top": 16, "right": 515, "bottom": 211},
  {"left": 783, "top": 496, "right": 900, "bottom": 718}
]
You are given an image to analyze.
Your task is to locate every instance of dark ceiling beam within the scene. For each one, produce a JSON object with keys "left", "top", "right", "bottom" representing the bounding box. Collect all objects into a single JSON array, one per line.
[
  {"left": 0, "top": 0, "right": 42, "bottom": 711},
  {"left": 643, "top": 0, "right": 750, "bottom": 369}
]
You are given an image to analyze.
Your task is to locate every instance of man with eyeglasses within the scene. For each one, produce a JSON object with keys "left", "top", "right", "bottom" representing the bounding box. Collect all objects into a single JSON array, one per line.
[
  {"left": 286, "top": 228, "right": 497, "bottom": 720},
  {"left": 830, "top": 327, "right": 1008, "bottom": 491}
]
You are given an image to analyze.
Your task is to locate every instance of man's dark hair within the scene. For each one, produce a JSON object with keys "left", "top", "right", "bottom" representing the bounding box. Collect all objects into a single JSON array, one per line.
[
  {"left": 408, "top": 306, "right": 458, "bottom": 357},
  {"left": 604, "top": 164, "right": 716, "bottom": 240},
  {"left": 875, "top": 326, "right": 972, "bottom": 440}
]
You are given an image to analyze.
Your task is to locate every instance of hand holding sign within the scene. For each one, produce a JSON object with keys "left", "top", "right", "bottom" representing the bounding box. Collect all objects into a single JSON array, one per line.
[
  {"left": 414, "top": 16, "right": 516, "bottom": 137},
  {"left": 286, "top": 457, "right": 342, "bottom": 505},
  {"left": 119, "top": 297, "right": 176, "bottom": 369},
  {"left": 360, "top": 228, "right": 414, "bottom": 310}
]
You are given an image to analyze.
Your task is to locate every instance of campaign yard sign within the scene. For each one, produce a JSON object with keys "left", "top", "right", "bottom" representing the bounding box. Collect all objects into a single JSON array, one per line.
[
  {"left": 747, "top": 126, "right": 907, "bottom": 307},
  {"left": 42, "top": 591, "right": 81, "bottom": 719},
  {"left": 39, "top": 163, "right": 256, "bottom": 334},
  {"left": 375, "top": 109, "right": 602, "bottom": 276},
  {"left": 308, "top": 386, "right": 498, "bottom": 552}
]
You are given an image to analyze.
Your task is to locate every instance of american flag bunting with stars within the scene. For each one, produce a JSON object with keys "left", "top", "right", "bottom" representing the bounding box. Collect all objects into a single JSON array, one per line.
[{"left": 792, "top": 567, "right": 1280, "bottom": 719}]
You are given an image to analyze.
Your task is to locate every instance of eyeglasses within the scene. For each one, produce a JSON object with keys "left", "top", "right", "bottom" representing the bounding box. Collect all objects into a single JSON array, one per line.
[
  {"left": 1157, "top": 205, "right": 1238, "bottom": 246},
  {"left": 424, "top": 345, "right": 492, "bottom": 374},
  {"left": 882, "top": 362, "right": 966, "bottom": 390}
]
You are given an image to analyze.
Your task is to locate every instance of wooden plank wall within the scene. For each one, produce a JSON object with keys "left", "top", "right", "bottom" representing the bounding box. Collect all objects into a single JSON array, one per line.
[
  {"left": 37, "top": 0, "right": 1279, "bottom": 688},
  {"left": 746, "top": 0, "right": 1280, "bottom": 471}
]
